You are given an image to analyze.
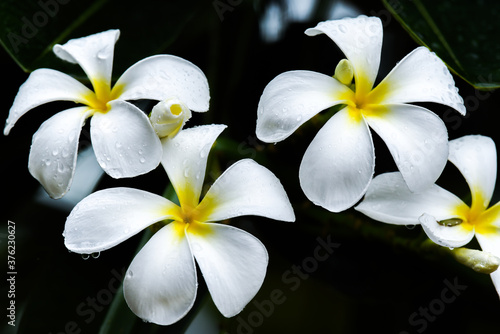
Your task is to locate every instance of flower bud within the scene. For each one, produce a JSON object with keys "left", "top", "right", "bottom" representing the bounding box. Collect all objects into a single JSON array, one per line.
[
  {"left": 150, "top": 98, "right": 192, "bottom": 139},
  {"left": 334, "top": 59, "right": 354, "bottom": 86},
  {"left": 453, "top": 248, "right": 500, "bottom": 274}
]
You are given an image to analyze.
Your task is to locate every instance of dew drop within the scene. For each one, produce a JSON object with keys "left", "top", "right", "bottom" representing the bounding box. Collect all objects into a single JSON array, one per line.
[
  {"left": 57, "top": 161, "right": 65, "bottom": 173},
  {"left": 81, "top": 254, "right": 90, "bottom": 260},
  {"left": 97, "top": 49, "right": 109, "bottom": 60},
  {"left": 338, "top": 24, "right": 347, "bottom": 33},
  {"left": 91, "top": 252, "right": 100, "bottom": 259}
]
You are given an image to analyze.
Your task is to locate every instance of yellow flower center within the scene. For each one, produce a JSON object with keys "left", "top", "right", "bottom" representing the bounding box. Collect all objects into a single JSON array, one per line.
[
  {"left": 162, "top": 186, "right": 215, "bottom": 239},
  {"left": 333, "top": 59, "right": 389, "bottom": 123},
  {"left": 82, "top": 78, "right": 124, "bottom": 113},
  {"left": 451, "top": 191, "right": 499, "bottom": 236}
]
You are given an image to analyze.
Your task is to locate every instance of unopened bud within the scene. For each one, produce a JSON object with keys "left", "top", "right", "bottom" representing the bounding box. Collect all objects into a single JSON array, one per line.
[
  {"left": 150, "top": 98, "right": 192, "bottom": 138},
  {"left": 453, "top": 248, "right": 500, "bottom": 274},
  {"left": 334, "top": 59, "right": 354, "bottom": 86}
]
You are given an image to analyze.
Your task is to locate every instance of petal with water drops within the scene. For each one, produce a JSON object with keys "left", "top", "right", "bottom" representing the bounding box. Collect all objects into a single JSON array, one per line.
[
  {"left": 365, "top": 104, "right": 449, "bottom": 192},
  {"left": 53, "top": 30, "right": 119, "bottom": 90},
  {"left": 355, "top": 172, "right": 467, "bottom": 225},
  {"left": 90, "top": 100, "right": 162, "bottom": 179},
  {"left": 64, "top": 187, "right": 178, "bottom": 254},
  {"left": 371, "top": 46, "right": 466, "bottom": 115},
  {"left": 187, "top": 223, "right": 268, "bottom": 317},
  {"left": 306, "top": 16, "right": 383, "bottom": 93},
  {"left": 256, "top": 70, "right": 351, "bottom": 143},
  {"left": 198, "top": 159, "right": 295, "bottom": 223},
  {"left": 124, "top": 224, "right": 197, "bottom": 325},
  {"left": 299, "top": 107, "right": 375, "bottom": 212},
  {"left": 161, "top": 124, "right": 226, "bottom": 208},
  {"left": 28, "top": 106, "right": 92, "bottom": 199},
  {"left": 420, "top": 213, "right": 475, "bottom": 248},
  {"left": 448, "top": 135, "right": 497, "bottom": 210},
  {"left": 4, "top": 69, "right": 93, "bottom": 135},
  {"left": 116, "top": 55, "right": 210, "bottom": 112}
]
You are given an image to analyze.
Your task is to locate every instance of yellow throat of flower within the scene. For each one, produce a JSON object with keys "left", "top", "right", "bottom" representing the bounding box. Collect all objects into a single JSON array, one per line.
[
  {"left": 83, "top": 78, "right": 124, "bottom": 113},
  {"left": 333, "top": 59, "right": 389, "bottom": 122},
  {"left": 452, "top": 191, "right": 498, "bottom": 235}
]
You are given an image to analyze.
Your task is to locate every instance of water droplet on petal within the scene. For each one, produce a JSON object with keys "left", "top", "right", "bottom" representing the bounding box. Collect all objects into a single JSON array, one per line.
[{"left": 81, "top": 254, "right": 90, "bottom": 260}]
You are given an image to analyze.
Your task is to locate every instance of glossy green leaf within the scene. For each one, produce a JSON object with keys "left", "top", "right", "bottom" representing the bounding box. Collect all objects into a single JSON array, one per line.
[
  {"left": 383, "top": 0, "right": 500, "bottom": 90},
  {"left": 0, "top": 0, "right": 209, "bottom": 78}
]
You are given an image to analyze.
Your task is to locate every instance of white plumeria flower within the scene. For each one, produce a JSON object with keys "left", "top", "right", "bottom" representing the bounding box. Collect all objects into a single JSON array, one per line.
[
  {"left": 256, "top": 15, "right": 465, "bottom": 212},
  {"left": 355, "top": 135, "right": 500, "bottom": 297},
  {"left": 63, "top": 124, "right": 295, "bottom": 325},
  {"left": 4, "top": 29, "right": 210, "bottom": 199}
]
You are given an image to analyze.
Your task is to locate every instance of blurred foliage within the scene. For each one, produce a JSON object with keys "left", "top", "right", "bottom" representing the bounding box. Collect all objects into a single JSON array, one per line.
[{"left": 1, "top": 0, "right": 500, "bottom": 333}]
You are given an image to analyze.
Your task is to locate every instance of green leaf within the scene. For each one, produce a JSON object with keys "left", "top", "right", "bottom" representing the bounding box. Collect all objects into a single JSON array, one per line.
[
  {"left": 383, "top": 0, "right": 500, "bottom": 90},
  {"left": 0, "top": 0, "right": 209, "bottom": 77}
]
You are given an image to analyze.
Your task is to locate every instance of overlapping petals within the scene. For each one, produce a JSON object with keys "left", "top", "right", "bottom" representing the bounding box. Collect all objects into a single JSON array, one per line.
[
  {"left": 256, "top": 15, "right": 465, "bottom": 212},
  {"left": 64, "top": 124, "right": 295, "bottom": 325},
  {"left": 354, "top": 172, "right": 466, "bottom": 225},
  {"left": 5, "top": 29, "right": 210, "bottom": 199},
  {"left": 299, "top": 107, "right": 374, "bottom": 211},
  {"left": 355, "top": 135, "right": 500, "bottom": 296}
]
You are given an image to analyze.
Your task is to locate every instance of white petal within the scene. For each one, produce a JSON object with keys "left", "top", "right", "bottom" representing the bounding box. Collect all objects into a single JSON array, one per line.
[
  {"left": 448, "top": 135, "right": 497, "bottom": 209},
  {"left": 256, "top": 70, "right": 351, "bottom": 143},
  {"left": 187, "top": 223, "right": 268, "bottom": 317},
  {"left": 64, "top": 187, "right": 178, "bottom": 253},
  {"left": 161, "top": 124, "right": 226, "bottom": 208},
  {"left": 355, "top": 172, "right": 467, "bottom": 225},
  {"left": 365, "top": 104, "right": 449, "bottom": 192},
  {"left": 372, "top": 46, "right": 466, "bottom": 115},
  {"left": 90, "top": 100, "right": 162, "bottom": 178},
  {"left": 299, "top": 107, "right": 374, "bottom": 212},
  {"left": 419, "top": 213, "right": 475, "bottom": 248},
  {"left": 4, "top": 69, "right": 93, "bottom": 135},
  {"left": 116, "top": 55, "right": 210, "bottom": 112},
  {"left": 53, "top": 30, "right": 119, "bottom": 89},
  {"left": 305, "top": 16, "right": 382, "bottom": 92},
  {"left": 28, "top": 106, "right": 91, "bottom": 199},
  {"left": 197, "top": 159, "right": 295, "bottom": 222},
  {"left": 124, "top": 224, "right": 197, "bottom": 325},
  {"left": 476, "top": 233, "right": 500, "bottom": 298}
]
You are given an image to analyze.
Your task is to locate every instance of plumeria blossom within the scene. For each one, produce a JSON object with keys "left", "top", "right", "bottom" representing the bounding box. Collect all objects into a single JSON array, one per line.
[
  {"left": 256, "top": 15, "right": 466, "bottom": 212},
  {"left": 63, "top": 124, "right": 295, "bottom": 325},
  {"left": 355, "top": 135, "right": 500, "bottom": 296},
  {"left": 4, "top": 29, "right": 209, "bottom": 199}
]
